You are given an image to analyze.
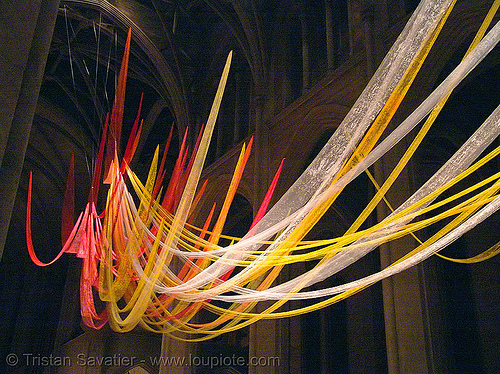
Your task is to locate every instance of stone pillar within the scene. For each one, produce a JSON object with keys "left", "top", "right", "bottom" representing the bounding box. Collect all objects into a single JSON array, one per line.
[
  {"left": 299, "top": 11, "right": 310, "bottom": 90},
  {"left": 248, "top": 85, "right": 284, "bottom": 373},
  {"left": 325, "top": 0, "right": 336, "bottom": 70},
  {"left": 248, "top": 304, "right": 284, "bottom": 374},
  {"left": 361, "top": 3, "right": 376, "bottom": 77},
  {"left": 53, "top": 257, "right": 83, "bottom": 349},
  {"left": 287, "top": 303, "right": 302, "bottom": 374},
  {"left": 0, "top": 0, "right": 61, "bottom": 259},
  {"left": 233, "top": 72, "right": 242, "bottom": 145},
  {"left": 374, "top": 152, "right": 431, "bottom": 373},
  {"left": 252, "top": 94, "right": 270, "bottom": 205},
  {"left": 361, "top": 2, "right": 433, "bottom": 370},
  {"left": 159, "top": 335, "right": 195, "bottom": 374},
  {"left": 216, "top": 116, "right": 225, "bottom": 158}
]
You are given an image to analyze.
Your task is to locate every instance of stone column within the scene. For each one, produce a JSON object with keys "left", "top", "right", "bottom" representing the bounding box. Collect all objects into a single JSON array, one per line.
[
  {"left": 299, "top": 11, "right": 310, "bottom": 91},
  {"left": 159, "top": 335, "right": 195, "bottom": 374},
  {"left": 361, "top": 3, "right": 376, "bottom": 77},
  {"left": 248, "top": 303, "right": 284, "bottom": 374},
  {"left": 251, "top": 94, "right": 270, "bottom": 206},
  {"left": 233, "top": 72, "right": 242, "bottom": 145},
  {"left": 325, "top": 0, "right": 336, "bottom": 70},
  {"left": 0, "top": 0, "right": 61, "bottom": 259},
  {"left": 366, "top": 1, "right": 433, "bottom": 365},
  {"left": 248, "top": 86, "right": 284, "bottom": 373},
  {"left": 374, "top": 151, "right": 431, "bottom": 374}
]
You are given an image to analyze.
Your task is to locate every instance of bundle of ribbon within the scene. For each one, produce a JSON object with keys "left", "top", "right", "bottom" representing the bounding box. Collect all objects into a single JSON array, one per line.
[{"left": 27, "top": 0, "right": 500, "bottom": 341}]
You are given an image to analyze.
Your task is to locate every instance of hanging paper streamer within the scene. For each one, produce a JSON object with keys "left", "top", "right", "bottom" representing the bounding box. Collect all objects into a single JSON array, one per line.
[{"left": 27, "top": 0, "right": 500, "bottom": 341}]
